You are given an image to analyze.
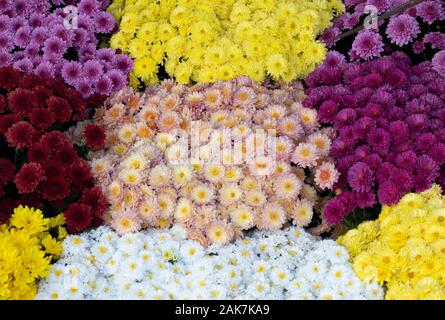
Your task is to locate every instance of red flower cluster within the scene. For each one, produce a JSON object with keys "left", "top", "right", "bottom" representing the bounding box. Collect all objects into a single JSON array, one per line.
[{"left": 0, "top": 66, "right": 108, "bottom": 232}]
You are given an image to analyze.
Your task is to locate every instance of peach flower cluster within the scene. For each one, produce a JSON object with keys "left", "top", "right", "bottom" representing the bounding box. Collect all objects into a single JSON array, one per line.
[{"left": 74, "top": 77, "right": 339, "bottom": 246}]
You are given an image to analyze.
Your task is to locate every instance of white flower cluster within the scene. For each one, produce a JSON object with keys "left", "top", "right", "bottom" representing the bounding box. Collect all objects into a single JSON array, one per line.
[{"left": 36, "top": 225, "right": 383, "bottom": 300}]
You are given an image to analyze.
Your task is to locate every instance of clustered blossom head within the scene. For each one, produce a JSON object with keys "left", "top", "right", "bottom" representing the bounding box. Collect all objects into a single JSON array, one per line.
[
  {"left": 0, "top": 66, "right": 107, "bottom": 232},
  {"left": 305, "top": 51, "right": 445, "bottom": 224},
  {"left": 339, "top": 185, "right": 445, "bottom": 299},
  {"left": 108, "top": 0, "right": 344, "bottom": 85},
  {"left": 36, "top": 225, "right": 383, "bottom": 300},
  {"left": 322, "top": 0, "right": 445, "bottom": 61},
  {"left": 0, "top": 205, "right": 66, "bottom": 300},
  {"left": 74, "top": 77, "right": 340, "bottom": 245},
  {"left": 0, "top": 0, "right": 131, "bottom": 97}
]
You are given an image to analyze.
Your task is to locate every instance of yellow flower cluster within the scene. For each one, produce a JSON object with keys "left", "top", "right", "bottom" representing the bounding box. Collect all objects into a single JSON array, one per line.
[
  {"left": 0, "top": 206, "right": 66, "bottom": 300},
  {"left": 338, "top": 185, "right": 445, "bottom": 300},
  {"left": 108, "top": 0, "right": 344, "bottom": 85}
]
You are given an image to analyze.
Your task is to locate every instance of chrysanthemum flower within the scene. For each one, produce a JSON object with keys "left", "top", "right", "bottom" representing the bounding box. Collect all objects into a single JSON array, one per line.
[
  {"left": 104, "top": 103, "right": 126, "bottom": 124},
  {"left": 174, "top": 198, "right": 193, "bottom": 224},
  {"left": 172, "top": 165, "right": 193, "bottom": 186},
  {"left": 308, "top": 133, "right": 331, "bottom": 156},
  {"left": 14, "top": 162, "right": 45, "bottom": 194},
  {"left": 290, "top": 199, "right": 314, "bottom": 227},
  {"left": 274, "top": 174, "right": 302, "bottom": 200},
  {"left": 111, "top": 212, "right": 142, "bottom": 235},
  {"left": 386, "top": 14, "right": 420, "bottom": 46},
  {"left": 192, "top": 205, "right": 217, "bottom": 230},
  {"left": 234, "top": 87, "right": 255, "bottom": 106},
  {"left": 5, "top": 121, "right": 37, "bottom": 149},
  {"left": 191, "top": 183, "right": 214, "bottom": 204},
  {"left": 417, "top": 1, "right": 445, "bottom": 24},
  {"left": 206, "top": 221, "right": 234, "bottom": 246},
  {"left": 204, "top": 164, "right": 225, "bottom": 182},
  {"left": 230, "top": 206, "right": 255, "bottom": 230},
  {"left": 84, "top": 124, "right": 106, "bottom": 149},
  {"left": 118, "top": 124, "right": 136, "bottom": 144},
  {"left": 123, "top": 153, "right": 146, "bottom": 171},
  {"left": 148, "top": 165, "right": 171, "bottom": 187},
  {"left": 65, "top": 203, "right": 93, "bottom": 233},
  {"left": 432, "top": 50, "right": 445, "bottom": 74},
  {"left": 314, "top": 162, "right": 340, "bottom": 190},
  {"left": 158, "top": 111, "right": 180, "bottom": 132},
  {"left": 137, "top": 199, "right": 158, "bottom": 225},
  {"left": 256, "top": 203, "right": 286, "bottom": 230},
  {"left": 119, "top": 169, "right": 141, "bottom": 186},
  {"left": 219, "top": 183, "right": 243, "bottom": 206},
  {"left": 292, "top": 143, "right": 319, "bottom": 168},
  {"left": 350, "top": 30, "right": 384, "bottom": 60},
  {"left": 204, "top": 89, "right": 222, "bottom": 109},
  {"left": 348, "top": 162, "right": 374, "bottom": 193}
]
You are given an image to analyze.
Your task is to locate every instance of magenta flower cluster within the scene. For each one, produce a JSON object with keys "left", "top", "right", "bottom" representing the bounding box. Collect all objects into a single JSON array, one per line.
[
  {"left": 304, "top": 51, "right": 445, "bottom": 224},
  {"left": 0, "top": 0, "right": 132, "bottom": 97},
  {"left": 321, "top": 0, "right": 445, "bottom": 61}
]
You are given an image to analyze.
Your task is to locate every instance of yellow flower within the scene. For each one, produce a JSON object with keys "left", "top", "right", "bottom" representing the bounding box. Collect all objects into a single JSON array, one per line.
[
  {"left": 339, "top": 185, "right": 445, "bottom": 299},
  {"left": 9, "top": 206, "right": 48, "bottom": 235},
  {"left": 0, "top": 205, "right": 66, "bottom": 300},
  {"left": 42, "top": 234, "right": 63, "bottom": 257},
  {"left": 109, "top": 0, "right": 344, "bottom": 84}
]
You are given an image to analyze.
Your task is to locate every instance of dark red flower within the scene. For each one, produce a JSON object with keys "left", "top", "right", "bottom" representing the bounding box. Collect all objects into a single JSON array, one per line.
[
  {"left": 28, "top": 142, "right": 51, "bottom": 164},
  {"left": 43, "top": 160, "right": 67, "bottom": 179},
  {"left": 5, "top": 121, "right": 38, "bottom": 149},
  {"left": 41, "top": 176, "right": 70, "bottom": 201},
  {"left": 44, "top": 78, "right": 69, "bottom": 97},
  {"left": 86, "top": 93, "right": 106, "bottom": 111},
  {"left": 47, "top": 96, "right": 72, "bottom": 123},
  {"left": 0, "top": 183, "right": 4, "bottom": 197},
  {"left": 19, "top": 74, "right": 46, "bottom": 89},
  {"left": 69, "top": 159, "right": 94, "bottom": 189},
  {"left": 0, "top": 66, "right": 22, "bottom": 91},
  {"left": 7, "top": 88, "right": 38, "bottom": 116},
  {"left": 55, "top": 143, "right": 78, "bottom": 166},
  {"left": 29, "top": 107, "right": 56, "bottom": 130},
  {"left": 0, "top": 114, "right": 20, "bottom": 134},
  {"left": 64, "top": 203, "right": 93, "bottom": 233},
  {"left": 80, "top": 186, "right": 108, "bottom": 217},
  {"left": 65, "top": 89, "right": 87, "bottom": 120},
  {"left": 32, "top": 85, "right": 53, "bottom": 105},
  {"left": 14, "top": 162, "right": 46, "bottom": 193},
  {"left": 39, "top": 131, "right": 68, "bottom": 153},
  {"left": 84, "top": 124, "right": 106, "bottom": 149},
  {"left": 0, "top": 158, "right": 15, "bottom": 184}
]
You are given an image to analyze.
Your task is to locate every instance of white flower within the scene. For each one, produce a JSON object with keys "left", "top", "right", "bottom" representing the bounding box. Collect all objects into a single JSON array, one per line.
[
  {"left": 180, "top": 241, "right": 205, "bottom": 263},
  {"left": 37, "top": 225, "right": 382, "bottom": 300},
  {"left": 91, "top": 242, "right": 115, "bottom": 265},
  {"left": 270, "top": 267, "right": 291, "bottom": 286}
]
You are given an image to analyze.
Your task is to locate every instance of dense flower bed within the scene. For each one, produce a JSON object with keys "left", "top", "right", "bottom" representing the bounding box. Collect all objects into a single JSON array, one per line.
[
  {"left": 304, "top": 51, "right": 445, "bottom": 223},
  {"left": 107, "top": 0, "right": 344, "bottom": 85},
  {"left": 36, "top": 225, "right": 382, "bottom": 300},
  {"left": 321, "top": 0, "right": 445, "bottom": 64},
  {"left": 69, "top": 78, "right": 340, "bottom": 245},
  {"left": 0, "top": 0, "right": 132, "bottom": 97},
  {"left": 0, "top": 205, "right": 66, "bottom": 300},
  {"left": 0, "top": 66, "right": 108, "bottom": 232},
  {"left": 0, "top": 0, "right": 444, "bottom": 301},
  {"left": 338, "top": 184, "right": 445, "bottom": 299}
]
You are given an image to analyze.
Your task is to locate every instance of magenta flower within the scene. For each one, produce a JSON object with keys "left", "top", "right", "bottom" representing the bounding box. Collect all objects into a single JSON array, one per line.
[
  {"left": 417, "top": 1, "right": 445, "bottom": 24},
  {"left": 350, "top": 30, "right": 384, "bottom": 60}
]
